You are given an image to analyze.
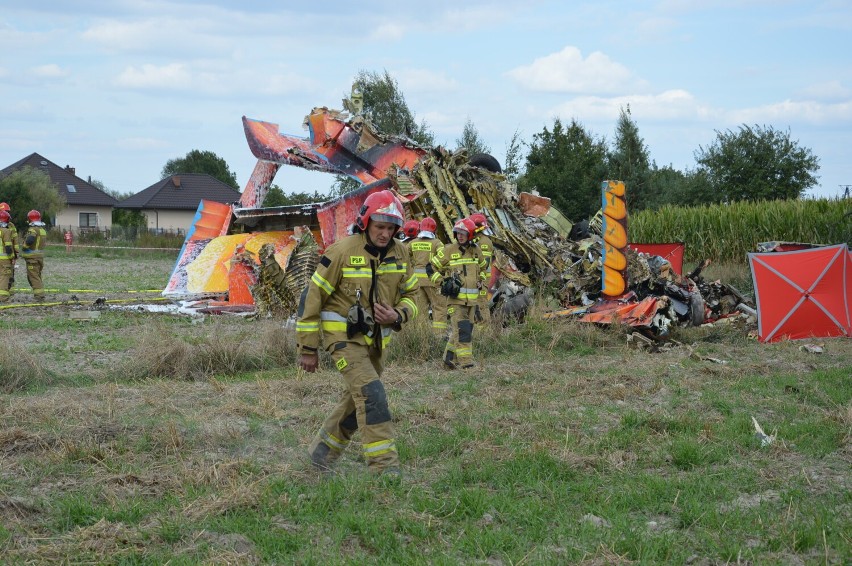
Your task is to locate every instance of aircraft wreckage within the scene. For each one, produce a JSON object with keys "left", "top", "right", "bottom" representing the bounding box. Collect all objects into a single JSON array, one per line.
[{"left": 163, "top": 99, "right": 754, "bottom": 338}]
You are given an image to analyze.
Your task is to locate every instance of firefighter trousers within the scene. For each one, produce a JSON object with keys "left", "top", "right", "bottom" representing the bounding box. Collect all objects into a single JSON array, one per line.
[
  {"left": 308, "top": 341, "right": 399, "bottom": 473},
  {"left": 444, "top": 304, "right": 475, "bottom": 369},
  {"left": 0, "top": 260, "right": 11, "bottom": 302},
  {"left": 415, "top": 285, "right": 447, "bottom": 334},
  {"left": 475, "top": 292, "right": 491, "bottom": 325},
  {"left": 25, "top": 258, "right": 44, "bottom": 300}
]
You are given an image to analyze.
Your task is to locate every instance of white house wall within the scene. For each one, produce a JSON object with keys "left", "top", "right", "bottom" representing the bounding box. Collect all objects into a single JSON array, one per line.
[
  {"left": 142, "top": 209, "right": 194, "bottom": 233},
  {"left": 54, "top": 205, "right": 114, "bottom": 230}
]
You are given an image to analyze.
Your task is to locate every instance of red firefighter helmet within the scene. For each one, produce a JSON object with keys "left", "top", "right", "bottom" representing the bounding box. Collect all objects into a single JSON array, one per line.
[
  {"left": 420, "top": 217, "right": 437, "bottom": 233},
  {"left": 0, "top": 202, "right": 9, "bottom": 212},
  {"left": 470, "top": 212, "right": 488, "bottom": 233},
  {"left": 28, "top": 210, "right": 41, "bottom": 222},
  {"left": 453, "top": 218, "right": 476, "bottom": 237},
  {"left": 355, "top": 190, "right": 405, "bottom": 231},
  {"left": 0, "top": 211, "right": 10, "bottom": 223},
  {"left": 402, "top": 220, "right": 420, "bottom": 238}
]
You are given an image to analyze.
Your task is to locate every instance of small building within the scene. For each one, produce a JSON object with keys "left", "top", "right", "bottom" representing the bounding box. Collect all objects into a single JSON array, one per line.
[
  {"left": 116, "top": 174, "right": 242, "bottom": 234},
  {"left": 0, "top": 152, "right": 119, "bottom": 230}
]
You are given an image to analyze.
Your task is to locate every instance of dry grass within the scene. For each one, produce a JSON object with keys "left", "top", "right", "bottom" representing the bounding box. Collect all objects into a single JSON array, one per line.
[{"left": 0, "top": 331, "right": 54, "bottom": 392}]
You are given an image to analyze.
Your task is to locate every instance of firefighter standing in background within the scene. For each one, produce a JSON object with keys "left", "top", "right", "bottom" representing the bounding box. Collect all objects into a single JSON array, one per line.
[
  {"left": 400, "top": 220, "right": 419, "bottom": 242},
  {"left": 407, "top": 217, "right": 447, "bottom": 336},
  {"left": 297, "top": 190, "right": 418, "bottom": 478},
  {"left": 21, "top": 210, "right": 47, "bottom": 301},
  {"left": 430, "top": 218, "right": 487, "bottom": 369},
  {"left": 0, "top": 203, "right": 17, "bottom": 293},
  {"left": 469, "top": 213, "right": 493, "bottom": 325},
  {"left": 0, "top": 211, "right": 15, "bottom": 302}
]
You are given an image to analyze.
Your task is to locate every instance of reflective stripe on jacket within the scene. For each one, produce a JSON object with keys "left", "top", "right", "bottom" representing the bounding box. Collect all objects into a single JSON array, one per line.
[
  {"left": 21, "top": 224, "right": 47, "bottom": 258},
  {"left": 407, "top": 236, "right": 444, "bottom": 288},
  {"left": 0, "top": 226, "right": 13, "bottom": 260},
  {"left": 429, "top": 241, "right": 487, "bottom": 305},
  {"left": 296, "top": 232, "right": 418, "bottom": 354}
]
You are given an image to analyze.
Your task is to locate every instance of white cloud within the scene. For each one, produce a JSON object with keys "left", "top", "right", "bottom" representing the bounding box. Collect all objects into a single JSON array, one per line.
[
  {"left": 115, "top": 63, "right": 191, "bottom": 90},
  {"left": 507, "top": 46, "right": 645, "bottom": 95},
  {"left": 726, "top": 99, "right": 852, "bottom": 125},
  {"left": 548, "top": 89, "right": 713, "bottom": 122},
  {"left": 30, "top": 63, "right": 69, "bottom": 78},
  {"left": 369, "top": 22, "right": 406, "bottom": 41},
  {"left": 796, "top": 80, "right": 852, "bottom": 103},
  {"left": 116, "top": 137, "right": 169, "bottom": 150},
  {"left": 397, "top": 69, "right": 459, "bottom": 94},
  {"left": 82, "top": 19, "right": 166, "bottom": 50}
]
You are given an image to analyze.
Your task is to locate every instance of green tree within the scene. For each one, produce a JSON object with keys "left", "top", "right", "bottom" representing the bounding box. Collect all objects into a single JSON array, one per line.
[
  {"left": 161, "top": 150, "right": 240, "bottom": 190},
  {"left": 503, "top": 129, "right": 525, "bottom": 183},
  {"left": 264, "top": 185, "right": 328, "bottom": 207},
  {"left": 607, "top": 106, "right": 651, "bottom": 211},
  {"left": 518, "top": 118, "right": 607, "bottom": 221},
  {"left": 91, "top": 182, "right": 147, "bottom": 228},
  {"left": 455, "top": 118, "right": 491, "bottom": 156},
  {"left": 695, "top": 124, "right": 820, "bottom": 201},
  {"left": 645, "top": 165, "right": 715, "bottom": 209},
  {"left": 351, "top": 69, "right": 434, "bottom": 147},
  {"left": 334, "top": 70, "right": 435, "bottom": 195},
  {"left": 0, "top": 166, "right": 65, "bottom": 227}
]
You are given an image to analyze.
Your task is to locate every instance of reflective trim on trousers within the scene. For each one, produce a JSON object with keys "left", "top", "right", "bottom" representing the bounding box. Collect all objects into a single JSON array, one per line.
[
  {"left": 363, "top": 438, "right": 397, "bottom": 459},
  {"left": 320, "top": 429, "right": 350, "bottom": 452}
]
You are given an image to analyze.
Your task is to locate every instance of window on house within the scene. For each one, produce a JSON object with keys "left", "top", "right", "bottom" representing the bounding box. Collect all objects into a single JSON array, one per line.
[
  {"left": 67, "top": 184, "right": 77, "bottom": 193},
  {"left": 79, "top": 213, "right": 98, "bottom": 227}
]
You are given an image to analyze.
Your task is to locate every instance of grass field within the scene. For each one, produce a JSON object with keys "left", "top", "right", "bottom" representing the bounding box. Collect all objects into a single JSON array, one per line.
[{"left": 0, "top": 248, "right": 849, "bottom": 564}]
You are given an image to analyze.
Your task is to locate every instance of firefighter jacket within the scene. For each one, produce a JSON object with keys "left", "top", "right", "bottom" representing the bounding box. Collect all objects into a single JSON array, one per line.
[
  {"left": 0, "top": 224, "right": 14, "bottom": 261},
  {"left": 21, "top": 222, "right": 47, "bottom": 259},
  {"left": 7, "top": 222, "right": 17, "bottom": 257},
  {"left": 407, "top": 234, "right": 443, "bottom": 289},
  {"left": 429, "top": 241, "right": 487, "bottom": 306},
  {"left": 296, "top": 232, "right": 419, "bottom": 355},
  {"left": 475, "top": 234, "right": 493, "bottom": 270}
]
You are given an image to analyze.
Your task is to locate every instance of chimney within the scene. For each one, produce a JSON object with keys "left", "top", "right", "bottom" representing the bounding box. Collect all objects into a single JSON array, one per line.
[
  {"left": 65, "top": 165, "right": 75, "bottom": 175},
  {"left": 172, "top": 176, "right": 181, "bottom": 188}
]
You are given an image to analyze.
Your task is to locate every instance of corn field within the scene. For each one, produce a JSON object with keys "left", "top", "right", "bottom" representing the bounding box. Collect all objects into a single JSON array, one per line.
[{"left": 630, "top": 197, "right": 852, "bottom": 263}]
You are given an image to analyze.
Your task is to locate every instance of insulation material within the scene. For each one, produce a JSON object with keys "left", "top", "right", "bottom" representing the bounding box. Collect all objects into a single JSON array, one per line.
[{"left": 628, "top": 242, "right": 685, "bottom": 276}]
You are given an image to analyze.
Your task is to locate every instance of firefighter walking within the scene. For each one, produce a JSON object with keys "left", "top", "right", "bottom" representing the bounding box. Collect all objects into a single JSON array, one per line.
[
  {"left": 407, "top": 217, "right": 447, "bottom": 335},
  {"left": 21, "top": 210, "right": 47, "bottom": 301},
  {"left": 430, "top": 218, "right": 487, "bottom": 369},
  {"left": 469, "top": 213, "right": 493, "bottom": 325},
  {"left": 0, "top": 211, "right": 15, "bottom": 302},
  {"left": 297, "top": 190, "right": 418, "bottom": 478}
]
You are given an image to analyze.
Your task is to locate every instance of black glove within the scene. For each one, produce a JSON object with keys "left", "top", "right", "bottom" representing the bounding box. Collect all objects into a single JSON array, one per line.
[{"left": 440, "top": 274, "right": 462, "bottom": 298}]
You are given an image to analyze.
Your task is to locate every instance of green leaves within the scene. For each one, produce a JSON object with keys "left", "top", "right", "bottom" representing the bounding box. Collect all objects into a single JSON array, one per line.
[{"left": 695, "top": 124, "right": 820, "bottom": 202}]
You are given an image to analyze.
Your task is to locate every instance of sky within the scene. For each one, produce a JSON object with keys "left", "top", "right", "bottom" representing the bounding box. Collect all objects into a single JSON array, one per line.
[{"left": 1, "top": 0, "right": 851, "bottom": 203}]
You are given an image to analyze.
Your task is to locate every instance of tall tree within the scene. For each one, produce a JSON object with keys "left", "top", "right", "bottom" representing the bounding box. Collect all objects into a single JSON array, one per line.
[
  {"left": 695, "top": 124, "right": 819, "bottom": 201},
  {"left": 161, "top": 150, "right": 240, "bottom": 190},
  {"left": 503, "top": 128, "right": 525, "bottom": 183},
  {"left": 351, "top": 70, "right": 434, "bottom": 146},
  {"left": 645, "top": 165, "right": 715, "bottom": 209},
  {"left": 518, "top": 118, "right": 607, "bottom": 221},
  {"left": 333, "top": 70, "right": 435, "bottom": 195},
  {"left": 0, "top": 166, "right": 65, "bottom": 227},
  {"left": 455, "top": 117, "right": 491, "bottom": 156},
  {"left": 263, "top": 185, "right": 328, "bottom": 207},
  {"left": 90, "top": 180, "right": 147, "bottom": 228},
  {"left": 607, "top": 106, "right": 651, "bottom": 211}
]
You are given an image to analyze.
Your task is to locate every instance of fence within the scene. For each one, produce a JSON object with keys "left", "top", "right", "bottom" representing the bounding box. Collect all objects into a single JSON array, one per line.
[{"left": 47, "top": 226, "right": 186, "bottom": 249}]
